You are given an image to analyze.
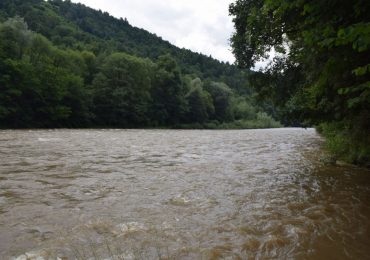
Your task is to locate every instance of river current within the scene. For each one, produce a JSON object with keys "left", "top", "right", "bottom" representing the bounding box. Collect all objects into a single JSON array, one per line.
[{"left": 0, "top": 129, "right": 369, "bottom": 259}]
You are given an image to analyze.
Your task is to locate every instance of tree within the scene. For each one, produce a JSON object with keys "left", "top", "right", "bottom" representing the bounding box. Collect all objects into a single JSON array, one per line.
[
  {"left": 0, "top": 17, "right": 32, "bottom": 59},
  {"left": 150, "top": 54, "right": 187, "bottom": 125},
  {"left": 92, "top": 52, "right": 153, "bottom": 127},
  {"left": 232, "top": 96, "right": 256, "bottom": 121},
  {"left": 0, "top": 18, "right": 89, "bottom": 127},
  {"left": 185, "top": 78, "right": 214, "bottom": 123},
  {"left": 204, "top": 81, "right": 234, "bottom": 122},
  {"left": 0, "top": 0, "right": 277, "bottom": 130},
  {"left": 230, "top": 0, "right": 370, "bottom": 163}
]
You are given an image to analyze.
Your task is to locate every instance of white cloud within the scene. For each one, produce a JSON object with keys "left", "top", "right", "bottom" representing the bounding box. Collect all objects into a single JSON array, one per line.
[{"left": 70, "top": 0, "right": 236, "bottom": 63}]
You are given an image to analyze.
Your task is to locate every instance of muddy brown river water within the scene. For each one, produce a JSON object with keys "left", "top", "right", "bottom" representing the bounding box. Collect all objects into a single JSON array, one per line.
[{"left": 0, "top": 129, "right": 369, "bottom": 259}]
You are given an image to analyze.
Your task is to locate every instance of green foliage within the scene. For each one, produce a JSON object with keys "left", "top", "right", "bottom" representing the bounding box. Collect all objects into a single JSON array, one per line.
[
  {"left": 150, "top": 55, "right": 188, "bottom": 125},
  {"left": 218, "top": 115, "right": 282, "bottom": 129},
  {"left": 0, "top": 17, "right": 90, "bottom": 127},
  {"left": 230, "top": 0, "right": 370, "bottom": 164},
  {"left": 0, "top": 0, "right": 252, "bottom": 94},
  {"left": 92, "top": 52, "right": 153, "bottom": 126},
  {"left": 0, "top": 17, "right": 32, "bottom": 59},
  {"left": 204, "top": 81, "right": 235, "bottom": 122},
  {"left": 232, "top": 96, "right": 256, "bottom": 120},
  {"left": 317, "top": 121, "right": 370, "bottom": 166},
  {"left": 0, "top": 1, "right": 281, "bottom": 129},
  {"left": 185, "top": 78, "right": 214, "bottom": 123}
]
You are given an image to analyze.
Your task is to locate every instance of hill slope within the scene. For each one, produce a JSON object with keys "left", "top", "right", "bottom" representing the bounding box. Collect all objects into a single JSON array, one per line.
[
  {"left": 0, "top": 0, "right": 281, "bottom": 128},
  {"left": 0, "top": 0, "right": 251, "bottom": 94}
]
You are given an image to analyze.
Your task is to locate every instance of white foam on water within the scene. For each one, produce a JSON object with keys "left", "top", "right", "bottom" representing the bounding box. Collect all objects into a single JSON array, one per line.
[
  {"left": 168, "top": 196, "right": 192, "bottom": 206},
  {"left": 114, "top": 222, "right": 147, "bottom": 236},
  {"left": 37, "top": 138, "right": 61, "bottom": 142},
  {"left": 12, "top": 250, "right": 49, "bottom": 260}
]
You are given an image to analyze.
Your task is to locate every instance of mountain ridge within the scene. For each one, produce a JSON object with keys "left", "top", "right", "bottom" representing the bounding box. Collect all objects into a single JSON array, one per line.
[
  {"left": 0, "top": 0, "right": 250, "bottom": 93},
  {"left": 0, "top": 0, "right": 283, "bottom": 129}
]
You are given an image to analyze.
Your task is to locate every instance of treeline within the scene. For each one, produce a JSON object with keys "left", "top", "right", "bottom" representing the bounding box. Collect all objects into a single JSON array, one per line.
[
  {"left": 0, "top": 17, "right": 280, "bottom": 128},
  {"left": 0, "top": 0, "right": 252, "bottom": 95},
  {"left": 230, "top": 0, "right": 369, "bottom": 165}
]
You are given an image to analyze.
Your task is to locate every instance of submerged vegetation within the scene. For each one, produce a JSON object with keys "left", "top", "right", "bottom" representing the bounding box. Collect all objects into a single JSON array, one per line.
[
  {"left": 0, "top": 0, "right": 281, "bottom": 129},
  {"left": 230, "top": 0, "right": 370, "bottom": 165}
]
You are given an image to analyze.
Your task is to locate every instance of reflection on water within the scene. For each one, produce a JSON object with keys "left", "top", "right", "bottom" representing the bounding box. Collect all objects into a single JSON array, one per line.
[{"left": 0, "top": 129, "right": 369, "bottom": 259}]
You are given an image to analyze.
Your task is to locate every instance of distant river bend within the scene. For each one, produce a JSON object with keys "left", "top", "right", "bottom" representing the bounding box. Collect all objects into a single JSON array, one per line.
[{"left": 0, "top": 129, "right": 369, "bottom": 259}]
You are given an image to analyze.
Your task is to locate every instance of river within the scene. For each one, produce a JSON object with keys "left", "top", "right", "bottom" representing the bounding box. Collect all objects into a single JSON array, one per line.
[{"left": 0, "top": 129, "right": 369, "bottom": 259}]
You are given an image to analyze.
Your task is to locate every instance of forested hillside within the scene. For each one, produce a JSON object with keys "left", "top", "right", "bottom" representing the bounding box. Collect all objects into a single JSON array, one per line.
[
  {"left": 1, "top": 0, "right": 250, "bottom": 90},
  {"left": 230, "top": 0, "right": 369, "bottom": 165},
  {"left": 0, "top": 0, "right": 281, "bottom": 128}
]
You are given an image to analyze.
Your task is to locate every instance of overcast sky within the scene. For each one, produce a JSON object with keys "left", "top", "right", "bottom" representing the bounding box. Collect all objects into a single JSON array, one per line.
[{"left": 71, "top": 0, "right": 236, "bottom": 63}]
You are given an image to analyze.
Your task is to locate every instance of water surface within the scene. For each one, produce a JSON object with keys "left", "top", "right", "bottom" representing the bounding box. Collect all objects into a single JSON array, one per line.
[{"left": 0, "top": 129, "right": 369, "bottom": 259}]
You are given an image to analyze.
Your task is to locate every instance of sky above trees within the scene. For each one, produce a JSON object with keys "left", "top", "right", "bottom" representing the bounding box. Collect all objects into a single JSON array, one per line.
[{"left": 71, "top": 0, "right": 236, "bottom": 63}]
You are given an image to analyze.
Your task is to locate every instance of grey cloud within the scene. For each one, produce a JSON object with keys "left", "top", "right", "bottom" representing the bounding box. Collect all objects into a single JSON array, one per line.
[{"left": 72, "top": 0, "right": 235, "bottom": 63}]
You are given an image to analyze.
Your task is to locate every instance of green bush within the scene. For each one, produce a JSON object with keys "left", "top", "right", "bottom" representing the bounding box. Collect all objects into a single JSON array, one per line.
[{"left": 318, "top": 122, "right": 370, "bottom": 166}]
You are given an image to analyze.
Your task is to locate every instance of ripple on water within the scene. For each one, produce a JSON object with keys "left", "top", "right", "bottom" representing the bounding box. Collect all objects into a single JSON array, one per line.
[
  {"left": 167, "top": 196, "right": 192, "bottom": 207},
  {"left": 0, "top": 129, "right": 369, "bottom": 259}
]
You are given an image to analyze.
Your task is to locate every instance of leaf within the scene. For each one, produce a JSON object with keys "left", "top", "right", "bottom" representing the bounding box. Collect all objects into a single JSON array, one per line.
[
  {"left": 303, "top": 4, "right": 313, "bottom": 15},
  {"left": 338, "top": 88, "right": 350, "bottom": 95},
  {"left": 347, "top": 97, "right": 361, "bottom": 108},
  {"left": 352, "top": 64, "right": 370, "bottom": 76}
]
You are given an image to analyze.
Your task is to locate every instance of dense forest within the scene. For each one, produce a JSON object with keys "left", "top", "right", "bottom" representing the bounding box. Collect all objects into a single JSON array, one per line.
[
  {"left": 3, "top": 0, "right": 367, "bottom": 164},
  {"left": 230, "top": 0, "right": 370, "bottom": 165},
  {"left": 0, "top": 0, "right": 281, "bottom": 129}
]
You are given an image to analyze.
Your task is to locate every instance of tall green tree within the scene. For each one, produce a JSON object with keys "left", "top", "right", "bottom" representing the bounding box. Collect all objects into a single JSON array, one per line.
[
  {"left": 0, "top": 17, "right": 90, "bottom": 127},
  {"left": 204, "top": 81, "right": 234, "bottom": 122},
  {"left": 185, "top": 78, "right": 214, "bottom": 123},
  {"left": 0, "top": 1, "right": 281, "bottom": 130},
  {"left": 92, "top": 52, "right": 153, "bottom": 127},
  {"left": 150, "top": 54, "right": 187, "bottom": 125},
  {"left": 230, "top": 0, "right": 370, "bottom": 163}
]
